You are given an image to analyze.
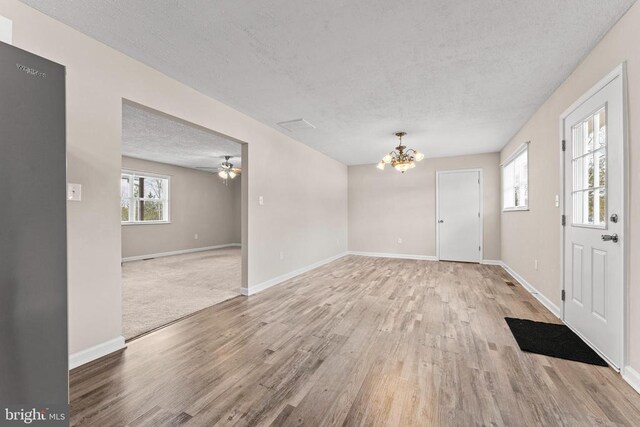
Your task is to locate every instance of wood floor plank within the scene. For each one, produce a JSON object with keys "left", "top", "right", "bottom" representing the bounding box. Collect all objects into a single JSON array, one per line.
[{"left": 69, "top": 256, "right": 640, "bottom": 426}]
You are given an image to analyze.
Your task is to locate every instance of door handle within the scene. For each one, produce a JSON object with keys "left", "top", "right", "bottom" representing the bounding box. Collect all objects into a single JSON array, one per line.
[
  {"left": 438, "top": 220, "right": 444, "bottom": 223},
  {"left": 601, "top": 233, "right": 618, "bottom": 243}
]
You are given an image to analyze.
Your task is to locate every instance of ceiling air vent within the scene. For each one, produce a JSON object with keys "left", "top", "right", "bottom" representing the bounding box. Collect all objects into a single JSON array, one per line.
[{"left": 276, "top": 118, "right": 316, "bottom": 132}]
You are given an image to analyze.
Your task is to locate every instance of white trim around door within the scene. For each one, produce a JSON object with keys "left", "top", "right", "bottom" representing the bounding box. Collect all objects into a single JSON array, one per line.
[
  {"left": 436, "top": 168, "right": 483, "bottom": 263},
  {"left": 559, "top": 63, "right": 628, "bottom": 371}
]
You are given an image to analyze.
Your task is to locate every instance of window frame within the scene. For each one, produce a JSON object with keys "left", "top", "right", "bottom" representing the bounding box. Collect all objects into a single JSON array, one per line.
[
  {"left": 121, "top": 169, "right": 171, "bottom": 225},
  {"left": 502, "top": 142, "right": 529, "bottom": 212}
]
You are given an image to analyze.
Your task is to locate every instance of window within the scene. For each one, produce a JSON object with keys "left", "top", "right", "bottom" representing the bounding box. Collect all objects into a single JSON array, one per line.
[
  {"left": 502, "top": 144, "right": 528, "bottom": 211},
  {"left": 571, "top": 106, "right": 607, "bottom": 227},
  {"left": 121, "top": 171, "right": 170, "bottom": 223}
]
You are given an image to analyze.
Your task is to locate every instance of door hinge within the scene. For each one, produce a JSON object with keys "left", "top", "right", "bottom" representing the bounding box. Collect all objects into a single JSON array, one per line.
[
  {"left": 478, "top": 212, "right": 480, "bottom": 218},
  {"left": 562, "top": 139, "right": 566, "bottom": 151},
  {"left": 561, "top": 215, "right": 566, "bottom": 226},
  {"left": 561, "top": 289, "right": 566, "bottom": 301},
  {"left": 479, "top": 245, "right": 481, "bottom": 251}
]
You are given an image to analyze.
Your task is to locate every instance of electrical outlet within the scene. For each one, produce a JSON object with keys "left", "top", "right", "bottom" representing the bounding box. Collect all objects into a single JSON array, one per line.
[
  {"left": 259, "top": 196, "right": 264, "bottom": 206},
  {"left": 194, "top": 234, "right": 199, "bottom": 240},
  {"left": 398, "top": 237, "right": 403, "bottom": 244}
]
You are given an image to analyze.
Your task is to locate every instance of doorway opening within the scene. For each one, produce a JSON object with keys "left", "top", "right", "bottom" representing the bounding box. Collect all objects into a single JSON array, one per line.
[{"left": 120, "top": 100, "right": 246, "bottom": 341}]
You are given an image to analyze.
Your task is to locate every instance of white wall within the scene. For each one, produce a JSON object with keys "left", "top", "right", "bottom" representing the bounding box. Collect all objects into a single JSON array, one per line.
[
  {"left": 0, "top": 14, "right": 11, "bottom": 44},
  {"left": 121, "top": 156, "right": 241, "bottom": 259},
  {"left": 0, "top": 1, "right": 348, "bottom": 356},
  {"left": 348, "top": 153, "right": 501, "bottom": 260},
  {"left": 500, "top": 1, "right": 640, "bottom": 372}
]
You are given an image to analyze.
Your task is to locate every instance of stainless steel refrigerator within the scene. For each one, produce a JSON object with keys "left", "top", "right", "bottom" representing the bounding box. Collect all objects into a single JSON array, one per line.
[{"left": 0, "top": 40, "right": 68, "bottom": 413}]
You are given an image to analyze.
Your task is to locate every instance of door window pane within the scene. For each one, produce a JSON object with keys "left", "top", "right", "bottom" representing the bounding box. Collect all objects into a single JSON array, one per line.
[{"left": 572, "top": 106, "right": 606, "bottom": 226}]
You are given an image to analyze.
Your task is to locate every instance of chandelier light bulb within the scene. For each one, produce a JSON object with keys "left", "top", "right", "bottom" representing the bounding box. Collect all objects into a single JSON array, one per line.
[
  {"left": 382, "top": 153, "right": 392, "bottom": 164},
  {"left": 414, "top": 151, "right": 425, "bottom": 161},
  {"left": 218, "top": 171, "right": 228, "bottom": 179},
  {"left": 377, "top": 161, "right": 386, "bottom": 170},
  {"left": 228, "top": 171, "right": 237, "bottom": 179}
]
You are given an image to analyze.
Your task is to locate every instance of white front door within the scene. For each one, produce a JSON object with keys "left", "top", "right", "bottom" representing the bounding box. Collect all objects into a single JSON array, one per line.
[
  {"left": 437, "top": 170, "right": 481, "bottom": 263},
  {"left": 563, "top": 69, "right": 625, "bottom": 368}
]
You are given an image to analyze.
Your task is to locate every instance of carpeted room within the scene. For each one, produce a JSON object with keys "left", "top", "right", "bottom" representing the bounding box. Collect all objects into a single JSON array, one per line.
[{"left": 120, "top": 102, "right": 244, "bottom": 340}]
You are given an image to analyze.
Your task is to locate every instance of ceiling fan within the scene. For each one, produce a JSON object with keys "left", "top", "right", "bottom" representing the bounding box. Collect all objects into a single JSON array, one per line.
[{"left": 197, "top": 155, "right": 241, "bottom": 183}]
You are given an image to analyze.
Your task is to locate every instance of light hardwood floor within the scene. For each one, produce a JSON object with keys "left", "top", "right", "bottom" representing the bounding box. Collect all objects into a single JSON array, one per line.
[{"left": 70, "top": 256, "right": 640, "bottom": 426}]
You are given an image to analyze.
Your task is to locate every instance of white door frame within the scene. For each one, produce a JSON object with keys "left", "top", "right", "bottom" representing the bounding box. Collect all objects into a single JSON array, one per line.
[
  {"left": 559, "top": 63, "right": 629, "bottom": 371},
  {"left": 435, "top": 168, "right": 483, "bottom": 262}
]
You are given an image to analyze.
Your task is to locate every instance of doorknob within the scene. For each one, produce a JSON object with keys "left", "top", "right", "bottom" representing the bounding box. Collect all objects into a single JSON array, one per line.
[
  {"left": 438, "top": 220, "right": 444, "bottom": 223},
  {"left": 601, "top": 233, "right": 619, "bottom": 243}
]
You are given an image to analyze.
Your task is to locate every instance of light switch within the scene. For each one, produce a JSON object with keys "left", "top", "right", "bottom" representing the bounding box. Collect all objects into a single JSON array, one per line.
[
  {"left": 555, "top": 194, "right": 559, "bottom": 207},
  {"left": 259, "top": 196, "right": 264, "bottom": 206},
  {"left": 67, "top": 183, "right": 82, "bottom": 201}
]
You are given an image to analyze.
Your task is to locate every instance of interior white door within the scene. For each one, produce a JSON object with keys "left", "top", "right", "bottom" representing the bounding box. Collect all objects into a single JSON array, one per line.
[
  {"left": 563, "top": 71, "right": 624, "bottom": 368},
  {"left": 437, "top": 170, "right": 481, "bottom": 262}
]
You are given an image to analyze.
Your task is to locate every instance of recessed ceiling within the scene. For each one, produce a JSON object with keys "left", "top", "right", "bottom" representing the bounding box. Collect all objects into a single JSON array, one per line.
[
  {"left": 122, "top": 102, "right": 241, "bottom": 171},
  {"left": 23, "top": 0, "right": 636, "bottom": 165}
]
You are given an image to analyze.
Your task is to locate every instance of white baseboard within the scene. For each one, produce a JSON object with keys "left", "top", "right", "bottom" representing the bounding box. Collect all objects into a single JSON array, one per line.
[
  {"left": 241, "top": 252, "right": 348, "bottom": 296},
  {"left": 481, "top": 259, "right": 504, "bottom": 266},
  {"left": 122, "top": 243, "right": 241, "bottom": 262},
  {"left": 501, "top": 262, "right": 561, "bottom": 318},
  {"left": 69, "top": 336, "right": 126, "bottom": 370},
  {"left": 348, "top": 251, "right": 438, "bottom": 261},
  {"left": 623, "top": 366, "right": 640, "bottom": 395}
]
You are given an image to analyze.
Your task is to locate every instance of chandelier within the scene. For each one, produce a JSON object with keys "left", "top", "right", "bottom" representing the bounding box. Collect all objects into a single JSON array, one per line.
[{"left": 376, "top": 132, "right": 424, "bottom": 173}]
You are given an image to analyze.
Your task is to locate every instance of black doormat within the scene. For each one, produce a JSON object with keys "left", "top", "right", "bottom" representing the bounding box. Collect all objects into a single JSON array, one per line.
[{"left": 504, "top": 317, "right": 608, "bottom": 366}]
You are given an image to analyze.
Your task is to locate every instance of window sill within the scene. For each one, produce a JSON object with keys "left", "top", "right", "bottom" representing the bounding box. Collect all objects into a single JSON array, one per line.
[
  {"left": 502, "top": 207, "right": 529, "bottom": 212},
  {"left": 121, "top": 221, "right": 171, "bottom": 226}
]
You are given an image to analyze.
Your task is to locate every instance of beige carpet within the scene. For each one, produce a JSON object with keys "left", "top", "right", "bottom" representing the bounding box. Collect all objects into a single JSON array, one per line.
[{"left": 122, "top": 247, "right": 241, "bottom": 339}]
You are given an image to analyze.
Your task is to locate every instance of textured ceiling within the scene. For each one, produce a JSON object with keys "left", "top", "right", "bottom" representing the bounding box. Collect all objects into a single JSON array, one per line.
[
  {"left": 122, "top": 103, "right": 241, "bottom": 171},
  {"left": 23, "top": 0, "right": 636, "bottom": 164}
]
